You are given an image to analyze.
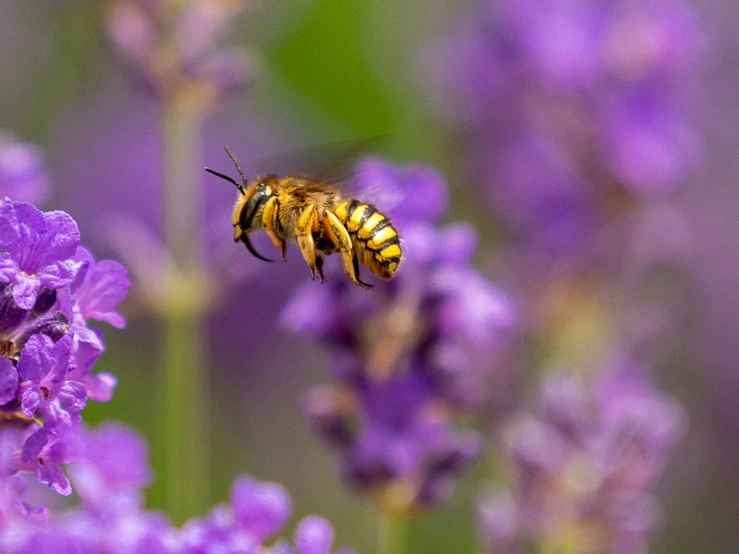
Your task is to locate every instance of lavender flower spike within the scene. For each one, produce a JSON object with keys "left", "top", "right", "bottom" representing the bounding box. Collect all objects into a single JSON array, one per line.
[
  {"left": 285, "top": 158, "right": 515, "bottom": 511},
  {"left": 0, "top": 200, "right": 80, "bottom": 309},
  {"left": 479, "top": 365, "right": 686, "bottom": 554}
]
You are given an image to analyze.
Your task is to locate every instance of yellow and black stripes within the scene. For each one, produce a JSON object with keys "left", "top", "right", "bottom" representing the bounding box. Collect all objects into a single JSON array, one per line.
[{"left": 334, "top": 200, "right": 402, "bottom": 278}]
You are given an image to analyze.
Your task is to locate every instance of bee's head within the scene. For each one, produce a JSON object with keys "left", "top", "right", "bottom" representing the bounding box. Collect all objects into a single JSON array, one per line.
[
  {"left": 239, "top": 177, "right": 275, "bottom": 231},
  {"left": 231, "top": 175, "right": 280, "bottom": 262}
]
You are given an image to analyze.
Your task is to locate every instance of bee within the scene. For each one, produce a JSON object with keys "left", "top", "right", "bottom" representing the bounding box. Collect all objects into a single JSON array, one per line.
[{"left": 205, "top": 147, "right": 402, "bottom": 289}]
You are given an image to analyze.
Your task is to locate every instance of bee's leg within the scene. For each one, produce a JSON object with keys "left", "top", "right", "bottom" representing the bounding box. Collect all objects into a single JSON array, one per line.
[
  {"left": 296, "top": 205, "right": 319, "bottom": 279},
  {"left": 324, "top": 211, "right": 373, "bottom": 290},
  {"left": 315, "top": 255, "right": 326, "bottom": 283},
  {"left": 261, "top": 197, "right": 287, "bottom": 261}
]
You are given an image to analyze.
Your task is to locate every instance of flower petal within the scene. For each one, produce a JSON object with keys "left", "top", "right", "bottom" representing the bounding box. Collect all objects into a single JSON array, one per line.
[
  {"left": 0, "top": 357, "right": 18, "bottom": 404},
  {"left": 0, "top": 200, "right": 48, "bottom": 264},
  {"left": 38, "top": 260, "right": 75, "bottom": 289},
  {"left": 294, "top": 516, "right": 334, "bottom": 554},
  {"left": 40, "top": 399, "right": 73, "bottom": 428},
  {"left": 45, "top": 334, "right": 74, "bottom": 392},
  {"left": 18, "top": 334, "right": 55, "bottom": 383},
  {"left": 231, "top": 475, "right": 292, "bottom": 540},
  {"left": 12, "top": 275, "right": 41, "bottom": 310},
  {"left": 74, "top": 258, "right": 131, "bottom": 327},
  {"left": 0, "top": 253, "right": 18, "bottom": 282},
  {"left": 38, "top": 210, "right": 80, "bottom": 268},
  {"left": 82, "top": 372, "right": 117, "bottom": 403},
  {"left": 35, "top": 458, "right": 72, "bottom": 496},
  {"left": 21, "top": 427, "right": 49, "bottom": 463},
  {"left": 58, "top": 381, "right": 87, "bottom": 413},
  {"left": 20, "top": 387, "right": 41, "bottom": 419}
]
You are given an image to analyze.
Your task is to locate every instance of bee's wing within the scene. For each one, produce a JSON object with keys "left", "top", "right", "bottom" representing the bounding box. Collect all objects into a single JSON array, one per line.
[{"left": 251, "top": 136, "right": 385, "bottom": 187}]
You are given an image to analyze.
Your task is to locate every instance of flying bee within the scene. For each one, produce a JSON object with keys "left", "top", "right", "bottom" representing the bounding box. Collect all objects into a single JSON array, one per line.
[{"left": 205, "top": 147, "right": 402, "bottom": 289}]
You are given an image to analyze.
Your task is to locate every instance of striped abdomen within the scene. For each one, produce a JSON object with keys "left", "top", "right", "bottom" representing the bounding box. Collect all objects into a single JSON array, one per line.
[{"left": 334, "top": 200, "right": 401, "bottom": 279}]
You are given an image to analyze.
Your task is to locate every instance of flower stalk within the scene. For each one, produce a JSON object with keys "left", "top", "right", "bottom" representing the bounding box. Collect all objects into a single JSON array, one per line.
[
  {"left": 378, "top": 512, "right": 409, "bottom": 554},
  {"left": 160, "top": 98, "right": 209, "bottom": 524}
]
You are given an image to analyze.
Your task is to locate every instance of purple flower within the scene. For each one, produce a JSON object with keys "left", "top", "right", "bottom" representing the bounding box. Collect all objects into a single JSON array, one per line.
[
  {"left": 57, "top": 246, "right": 130, "bottom": 353},
  {"left": 479, "top": 365, "right": 685, "bottom": 553},
  {"left": 0, "top": 200, "right": 80, "bottom": 310},
  {"left": 230, "top": 475, "right": 292, "bottom": 541},
  {"left": 19, "top": 427, "right": 74, "bottom": 496},
  {"left": 303, "top": 377, "right": 482, "bottom": 511},
  {"left": 0, "top": 419, "right": 355, "bottom": 553},
  {"left": 427, "top": 0, "right": 703, "bottom": 264},
  {"left": 69, "top": 422, "right": 150, "bottom": 514},
  {"left": 352, "top": 157, "right": 448, "bottom": 226},
  {"left": 16, "top": 334, "right": 85, "bottom": 429},
  {"left": 0, "top": 132, "right": 50, "bottom": 204},
  {"left": 65, "top": 338, "right": 117, "bottom": 403},
  {"left": 0, "top": 187, "right": 128, "bottom": 501},
  {"left": 180, "top": 473, "right": 351, "bottom": 553},
  {"left": 48, "top": 247, "right": 130, "bottom": 403},
  {"left": 105, "top": 0, "right": 254, "bottom": 107},
  {"left": 284, "top": 159, "right": 514, "bottom": 510},
  {"left": 68, "top": 246, "right": 130, "bottom": 330},
  {"left": 293, "top": 516, "right": 344, "bottom": 554}
]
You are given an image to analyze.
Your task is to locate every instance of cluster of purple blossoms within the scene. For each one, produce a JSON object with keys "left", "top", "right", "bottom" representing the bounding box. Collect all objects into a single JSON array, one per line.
[
  {"left": 428, "top": 0, "right": 703, "bottom": 260},
  {"left": 106, "top": 0, "right": 254, "bottom": 105},
  {"left": 0, "top": 198, "right": 130, "bottom": 498},
  {"left": 0, "top": 422, "right": 354, "bottom": 554},
  {"left": 0, "top": 132, "right": 50, "bottom": 205},
  {"left": 478, "top": 364, "right": 685, "bottom": 554},
  {"left": 282, "top": 158, "right": 515, "bottom": 512}
]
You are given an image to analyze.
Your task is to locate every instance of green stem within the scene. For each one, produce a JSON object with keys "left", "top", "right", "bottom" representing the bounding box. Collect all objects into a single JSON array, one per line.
[
  {"left": 378, "top": 512, "right": 409, "bottom": 554},
  {"left": 160, "top": 100, "right": 209, "bottom": 524}
]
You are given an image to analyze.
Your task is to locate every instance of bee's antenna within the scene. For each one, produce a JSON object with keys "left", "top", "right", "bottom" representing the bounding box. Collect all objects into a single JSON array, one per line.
[
  {"left": 204, "top": 167, "right": 245, "bottom": 195},
  {"left": 224, "top": 147, "right": 248, "bottom": 184}
]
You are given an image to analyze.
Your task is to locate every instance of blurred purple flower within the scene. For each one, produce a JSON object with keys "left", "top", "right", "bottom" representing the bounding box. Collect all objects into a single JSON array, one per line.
[
  {"left": 0, "top": 132, "right": 50, "bottom": 204},
  {"left": 479, "top": 364, "right": 685, "bottom": 553},
  {"left": 69, "top": 422, "right": 150, "bottom": 515},
  {"left": 283, "top": 158, "right": 514, "bottom": 511},
  {"left": 352, "top": 157, "right": 448, "bottom": 226},
  {"left": 293, "top": 515, "right": 347, "bottom": 554},
  {"left": 0, "top": 421, "right": 354, "bottom": 553},
  {"left": 181, "top": 475, "right": 353, "bottom": 553},
  {"left": 230, "top": 474, "right": 292, "bottom": 541},
  {"left": 428, "top": 0, "right": 704, "bottom": 258},
  {"left": 105, "top": 0, "right": 255, "bottom": 108}
]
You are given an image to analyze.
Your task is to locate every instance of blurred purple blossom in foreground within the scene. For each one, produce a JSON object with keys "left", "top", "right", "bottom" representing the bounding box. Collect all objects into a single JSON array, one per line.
[
  {"left": 106, "top": 0, "right": 254, "bottom": 109},
  {"left": 479, "top": 365, "right": 685, "bottom": 554},
  {"left": 428, "top": 0, "right": 704, "bottom": 260},
  {"left": 0, "top": 422, "right": 354, "bottom": 554},
  {"left": 0, "top": 132, "right": 50, "bottom": 205},
  {"left": 283, "top": 158, "right": 515, "bottom": 512}
]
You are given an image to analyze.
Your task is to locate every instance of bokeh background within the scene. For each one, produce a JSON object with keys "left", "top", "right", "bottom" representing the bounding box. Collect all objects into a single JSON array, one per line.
[{"left": 1, "top": 0, "right": 738, "bottom": 552}]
